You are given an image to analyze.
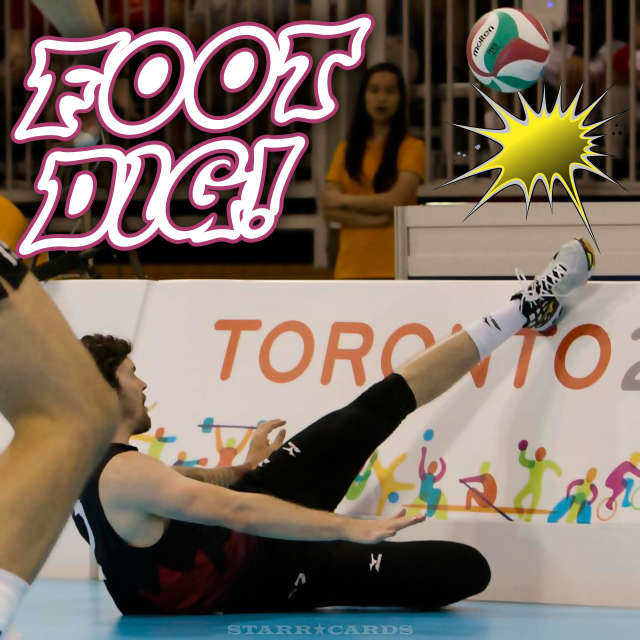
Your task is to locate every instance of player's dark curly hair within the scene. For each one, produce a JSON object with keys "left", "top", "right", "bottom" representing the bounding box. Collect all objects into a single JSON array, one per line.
[
  {"left": 345, "top": 61, "right": 407, "bottom": 193},
  {"left": 81, "top": 334, "right": 132, "bottom": 390}
]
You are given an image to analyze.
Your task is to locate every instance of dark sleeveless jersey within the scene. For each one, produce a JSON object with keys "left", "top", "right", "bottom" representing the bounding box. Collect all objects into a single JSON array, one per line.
[{"left": 72, "top": 443, "right": 257, "bottom": 614}]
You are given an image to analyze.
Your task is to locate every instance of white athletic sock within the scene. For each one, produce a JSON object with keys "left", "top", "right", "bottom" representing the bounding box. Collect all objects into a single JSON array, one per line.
[
  {"left": 464, "top": 300, "right": 527, "bottom": 360},
  {"left": 0, "top": 568, "right": 28, "bottom": 635}
]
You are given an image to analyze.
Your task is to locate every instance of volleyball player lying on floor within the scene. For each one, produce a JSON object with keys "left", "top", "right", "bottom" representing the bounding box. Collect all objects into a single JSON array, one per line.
[{"left": 74, "top": 238, "right": 595, "bottom": 614}]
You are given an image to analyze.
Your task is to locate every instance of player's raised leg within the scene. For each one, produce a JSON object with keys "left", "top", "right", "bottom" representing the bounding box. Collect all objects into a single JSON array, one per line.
[
  {"left": 232, "top": 238, "right": 595, "bottom": 515},
  {"left": 400, "top": 238, "right": 594, "bottom": 406},
  {"left": 223, "top": 238, "right": 595, "bottom": 613}
]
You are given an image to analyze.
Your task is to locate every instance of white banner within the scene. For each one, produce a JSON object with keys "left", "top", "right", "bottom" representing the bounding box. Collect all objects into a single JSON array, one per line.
[{"left": 136, "top": 280, "right": 637, "bottom": 526}]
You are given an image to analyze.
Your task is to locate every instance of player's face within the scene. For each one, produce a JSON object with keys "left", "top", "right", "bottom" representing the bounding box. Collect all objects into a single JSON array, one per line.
[
  {"left": 115, "top": 357, "right": 151, "bottom": 435},
  {"left": 365, "top": 71, "right": 401, "bottom": 125}
]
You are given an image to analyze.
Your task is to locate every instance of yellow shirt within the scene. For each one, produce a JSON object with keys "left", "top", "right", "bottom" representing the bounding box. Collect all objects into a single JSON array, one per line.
[
  {"left": 326, "top": 136, "right": 425, "bottom": 279},
  {"left": 0, "top": 195, "right": 29, "bottom": 250},
  {"left": 0, "top": 195, "right": 48, "bottom": 265}
]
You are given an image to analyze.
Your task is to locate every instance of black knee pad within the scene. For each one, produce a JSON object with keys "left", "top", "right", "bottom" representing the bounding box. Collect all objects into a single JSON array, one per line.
[{"left": 0, "top": 240, "right": 28, "bottom": 299}]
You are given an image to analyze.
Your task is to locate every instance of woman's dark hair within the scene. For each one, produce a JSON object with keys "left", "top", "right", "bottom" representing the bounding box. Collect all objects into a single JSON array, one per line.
[
  {"left": 81, "top": 334, "right": 132, "bottom": 390},
  {"left": 345, "top": 62, "right": 407, "bottom": 192}
]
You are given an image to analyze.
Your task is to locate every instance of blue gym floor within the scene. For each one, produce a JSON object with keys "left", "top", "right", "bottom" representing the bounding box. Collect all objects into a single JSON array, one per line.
[{"left": 11, "top": 579, "right": 640, "bottom": 639}]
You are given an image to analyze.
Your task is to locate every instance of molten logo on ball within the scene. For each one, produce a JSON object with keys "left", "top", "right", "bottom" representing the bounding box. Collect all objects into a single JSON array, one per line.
[
  {"left": 467, "top": 8, "right": 550, "bottom": 93},
  {"left": 472, "top": 25, "right": 495, "bottom": 58},
  {"left": 445, "top": 86, "right": 620, "bottom": 250}
]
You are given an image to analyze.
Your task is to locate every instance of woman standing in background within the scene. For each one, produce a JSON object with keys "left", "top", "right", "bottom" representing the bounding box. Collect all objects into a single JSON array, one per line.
[{"left": 323, "top": 62, "right": 425, "bottom": 279}]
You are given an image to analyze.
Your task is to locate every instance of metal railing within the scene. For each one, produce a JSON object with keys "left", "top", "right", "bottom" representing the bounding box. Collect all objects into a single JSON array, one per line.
[
  {"left": 1, "top": 0, "right": 637, "bottom": 268},
  {"left": 409, "top": 0, "right": 638, "bottom": 196}
]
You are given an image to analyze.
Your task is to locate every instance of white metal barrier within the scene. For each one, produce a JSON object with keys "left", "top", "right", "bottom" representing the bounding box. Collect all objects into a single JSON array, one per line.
[{"left": 394, "top": 201, "right": 640, "bottom": 278}]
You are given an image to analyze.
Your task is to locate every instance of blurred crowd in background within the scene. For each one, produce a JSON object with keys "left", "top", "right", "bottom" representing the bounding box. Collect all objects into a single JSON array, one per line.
[{"left": 0, "top": 0, "right": 638, "bottom": 279}]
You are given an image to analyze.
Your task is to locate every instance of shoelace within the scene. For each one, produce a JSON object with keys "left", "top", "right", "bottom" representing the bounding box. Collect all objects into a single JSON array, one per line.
[{"left": 515, "top": 263, "right": 568, "bottom": 301}]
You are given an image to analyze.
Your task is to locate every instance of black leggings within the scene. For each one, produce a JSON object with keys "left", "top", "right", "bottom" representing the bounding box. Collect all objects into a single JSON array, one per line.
[{"left": 222, "top": 374, "right": 491, "bottom": 612}]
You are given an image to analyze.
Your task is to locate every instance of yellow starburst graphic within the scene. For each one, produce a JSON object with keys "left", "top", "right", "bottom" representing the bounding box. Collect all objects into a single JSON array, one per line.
[{"left": 445, "top": 86, "right": 621, "bottom": 250}]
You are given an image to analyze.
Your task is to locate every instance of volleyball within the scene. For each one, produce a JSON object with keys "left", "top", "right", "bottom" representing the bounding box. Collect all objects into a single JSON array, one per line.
[{"left": 466, "top": 8, "right": 550, "bottom": 93}]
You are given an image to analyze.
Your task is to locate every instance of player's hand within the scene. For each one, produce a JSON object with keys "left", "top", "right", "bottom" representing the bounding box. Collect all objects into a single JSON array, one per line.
[
  {"left": 344, "top": 509, "right": 426, "bottom": 543},
  {"left": 518, "top": 439, "right": 528, "bottom": 451},
  {"left": 246, "top": 419, "right": 287, "bottom": 468}
]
